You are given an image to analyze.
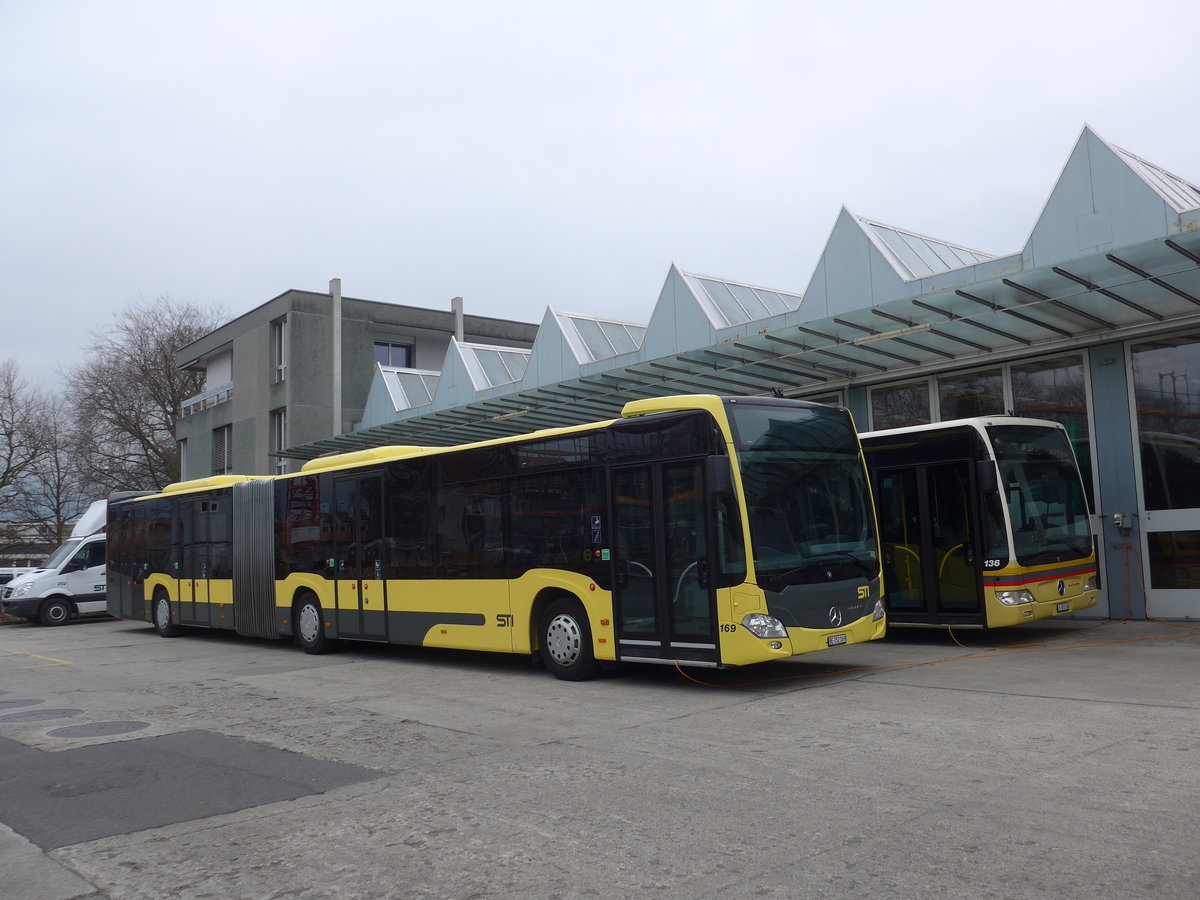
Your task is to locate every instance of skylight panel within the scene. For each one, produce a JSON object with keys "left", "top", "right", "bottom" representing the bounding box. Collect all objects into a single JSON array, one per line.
[
  {"left": 696, "top": 278, "right": 748, "bottom": 325},
  {"left": 476, "top": 349, "right": 512, "bottom": 386},
  {"left": 598, "top": 320, "right": 640, "bottom": 355},
  {"left": 728, "top": 283, "right": 771, "bottom": 319},
  {"left": 876, "top": 225, "right": 932, "bottom": 278},
  {"left": 902, "top": 232, "right": 954, "bottom": 275},
  {"left": 571, "top": 316, "right": 615, "bottom": 360},
  {"left": 396, "top": 372, "right": 433, "bottom": 407}
]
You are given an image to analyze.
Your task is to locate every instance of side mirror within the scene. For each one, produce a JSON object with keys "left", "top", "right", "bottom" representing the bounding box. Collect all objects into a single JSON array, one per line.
[
  {"left": 706, "top": 456, "right": 734, "bottom": 498},
  {"left": 977, "top": 459, "right": 999, "bottom": 494}
]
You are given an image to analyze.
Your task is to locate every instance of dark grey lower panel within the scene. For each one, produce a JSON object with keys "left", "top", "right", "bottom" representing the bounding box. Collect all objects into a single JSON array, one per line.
[{"left": 0, "top": 731, "right": 382, "bottom": 850}]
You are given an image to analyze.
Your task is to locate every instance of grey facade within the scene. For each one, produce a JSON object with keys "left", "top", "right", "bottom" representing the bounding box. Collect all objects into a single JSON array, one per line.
[
  {"left": 280, "top": 127, "right": 1200, "bottom": 622},
  {"left": 175, "top": 284, "right": 538, "bottom": 480}
]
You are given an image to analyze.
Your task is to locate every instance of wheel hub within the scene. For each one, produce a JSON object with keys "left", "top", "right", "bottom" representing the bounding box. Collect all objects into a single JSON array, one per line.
[
  {"left": 299, "top": 604, "right": 320, "bottom": 643},
  {"left": 545, "top": 613, "right": 582, "bottom": 666}
]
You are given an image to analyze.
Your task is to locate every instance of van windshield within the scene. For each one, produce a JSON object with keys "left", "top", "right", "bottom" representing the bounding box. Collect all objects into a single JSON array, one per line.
[{"left": 42, "top": 538, "right": 83, "bottom": 569}]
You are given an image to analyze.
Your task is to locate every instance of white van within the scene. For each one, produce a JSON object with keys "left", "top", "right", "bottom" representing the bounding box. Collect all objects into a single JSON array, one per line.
[{"left": 0, "top": 501, "right": 109, "bottom": 626}]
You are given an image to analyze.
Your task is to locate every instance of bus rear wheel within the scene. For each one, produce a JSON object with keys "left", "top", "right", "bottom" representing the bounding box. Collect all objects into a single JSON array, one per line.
[
  {"left": 153, "top": 591, "right": 180, "bottom": 637},
  {"left": 39, "top": 598, "right": 71, "bottom": 627},
  {"left": 295, "top": 594, "right": 330, "bottom": 654},
  {"left": 539, "top": 597, "right": 599, "bottom": 681}
]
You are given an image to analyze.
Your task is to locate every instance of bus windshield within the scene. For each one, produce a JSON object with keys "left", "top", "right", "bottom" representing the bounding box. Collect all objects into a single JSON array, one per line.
[
  {"left": 727, "top": 403, "right": 877, "bottom": 588},
  {"left": 987, "top": 424, "right": 1092, "bottom": 565}
]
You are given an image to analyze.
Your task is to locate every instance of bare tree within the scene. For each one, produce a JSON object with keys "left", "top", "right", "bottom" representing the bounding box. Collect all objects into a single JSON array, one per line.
[
  {"left": 64, "top": 296, "right": 224, "bottom": 492},
  {"left": 0, "top": 358, "right": 48, "bottom": 498},
  {"left": 7, "top": 395, "right": 99, "bottom": 545}
]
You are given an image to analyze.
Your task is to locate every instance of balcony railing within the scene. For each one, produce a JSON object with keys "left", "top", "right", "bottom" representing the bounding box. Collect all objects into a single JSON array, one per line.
[{"left": 181, "top": 382, "right": 233, "bottom": 417}]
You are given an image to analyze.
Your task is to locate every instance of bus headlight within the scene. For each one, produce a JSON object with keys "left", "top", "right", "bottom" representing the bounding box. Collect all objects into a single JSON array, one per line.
[
  {"left": 872, "top": 598, "right": 886, "bottom": 621},
  {"left": 741, "top": 613, "right": 787, "bottom": 639},
  {"left": 1085, "top": 575, "right": 1098, "bottom": 591},
  {"left": 13, "top": 582, "right": 33, "bottom": 597},
  {"left": 996, "top": 589, "right": 1035, "bottom": 606}
]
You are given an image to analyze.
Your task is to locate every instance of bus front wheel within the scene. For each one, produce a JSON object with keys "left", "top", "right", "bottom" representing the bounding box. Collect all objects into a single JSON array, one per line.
[
  {"left": 539, "top": 597, "right": 599, "bottom": 681},
  {"left": 295, "top": 595, "right": 330, "bottom": 654}
]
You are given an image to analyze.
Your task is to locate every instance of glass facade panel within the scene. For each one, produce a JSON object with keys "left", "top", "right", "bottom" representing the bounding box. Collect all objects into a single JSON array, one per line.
[
  {"left": 1132, "top": 333, "right": 1200, "bottom": 511},
  {"left": 1011, "top": 355, "right": 1091, "bottom": 505},
  {"left": 938, "top": 369, "right": 1003, "bottom": 420},
  {"left": 1147, "top": 531, "right": 1200, "bottom": 589},
  {"left": 871, "top": 382, "right": 931, "bottom": 430}
]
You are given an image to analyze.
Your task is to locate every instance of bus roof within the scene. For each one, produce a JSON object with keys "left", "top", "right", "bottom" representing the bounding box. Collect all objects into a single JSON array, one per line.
[{"left": 860, "top": 415, "right": 1069, "bottom": 443}]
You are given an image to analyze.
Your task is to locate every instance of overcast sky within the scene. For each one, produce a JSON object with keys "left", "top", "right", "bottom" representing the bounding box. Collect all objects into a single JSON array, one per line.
[{"left": 3, "top": 0, "right": 1198, "bottom": 391}]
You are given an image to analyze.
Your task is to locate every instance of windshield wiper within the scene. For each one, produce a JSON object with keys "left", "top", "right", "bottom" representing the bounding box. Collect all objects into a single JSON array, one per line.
[
  {"left": 759, "top": 551, "right": 875, "bottom": 588},
  {"left": 1020, "top": 539, "right": 1090, "bottom": 564}
]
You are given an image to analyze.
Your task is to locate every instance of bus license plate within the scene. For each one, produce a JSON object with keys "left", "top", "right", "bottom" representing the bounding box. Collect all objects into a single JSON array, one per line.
[
  {"left": 1056, "top": 602, "right": 1070, "bottom": 614},
  {"left": 827, "top": 634, "right": 847, "bottom": 646}
]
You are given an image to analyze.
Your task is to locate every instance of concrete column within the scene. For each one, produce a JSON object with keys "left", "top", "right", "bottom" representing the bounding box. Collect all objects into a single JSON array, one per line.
[
  {"left": 451, "top": 296, "right": 464, "bottom": 342},
  {"left": 331, "top": 277, "right": 342, "bottom": 436},
  {"left": 1088, "top": 341, "right": 1144, "bottom": 618}
]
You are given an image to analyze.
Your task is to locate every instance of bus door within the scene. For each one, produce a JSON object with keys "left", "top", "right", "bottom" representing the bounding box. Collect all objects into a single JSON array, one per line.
[
  {"left": 332, "top": 473, "right": 387, "bottom": 641},
  {"left": 611, "top": 459, "right": 719, "bottom": 665},
  {"left": 179, "top": 497, "right": 211, "bottom": 626},
  {"left": 875, "top": 460, "right": 983, "bottom": 624}
]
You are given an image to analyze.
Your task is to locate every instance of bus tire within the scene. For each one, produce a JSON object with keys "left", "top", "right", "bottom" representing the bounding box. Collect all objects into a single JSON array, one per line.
[
  {"left": 39, "top": 598, "right": 72, "bottom": 627},
  {"left": 153, "top": 590, "right": 180, "bottom": 637},
  {"left": 294, "top": 594, "right": 330, "bottom": 654},
  {"left": 539, "top": 597, "right": 599, "bottom": 681}
]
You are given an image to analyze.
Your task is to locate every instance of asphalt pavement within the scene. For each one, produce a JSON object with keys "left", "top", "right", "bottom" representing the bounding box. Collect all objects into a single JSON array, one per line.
[{"left": 1, "top": 613, "right": 1197, "bottom": 899}]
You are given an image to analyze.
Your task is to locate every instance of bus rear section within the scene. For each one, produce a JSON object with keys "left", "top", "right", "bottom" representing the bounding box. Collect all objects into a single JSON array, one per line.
[{"left": 861, "top": 417, "right": 1098, "bottom": 629}]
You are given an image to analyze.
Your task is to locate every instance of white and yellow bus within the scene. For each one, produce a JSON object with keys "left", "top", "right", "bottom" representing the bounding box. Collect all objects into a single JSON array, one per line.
[
  {"left": 860, "top": 417, "right": 1099, "bottom": 629},
  {"left": 107, "top": 395, "right": 886, "bottom": 679}
]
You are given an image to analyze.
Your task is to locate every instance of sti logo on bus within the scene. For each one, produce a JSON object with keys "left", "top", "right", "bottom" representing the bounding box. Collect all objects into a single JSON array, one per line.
[{"left": 857, "top": 585, "right": 870, "bottom": 600}]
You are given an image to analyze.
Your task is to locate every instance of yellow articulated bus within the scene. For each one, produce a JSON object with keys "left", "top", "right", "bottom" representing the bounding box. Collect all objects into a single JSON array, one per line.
[
  {"left": 860, "top": 416, "right": 1099, "bottom": 629},
  {"left": 107, "top": 395, "right": 885, "bottom": 679}
]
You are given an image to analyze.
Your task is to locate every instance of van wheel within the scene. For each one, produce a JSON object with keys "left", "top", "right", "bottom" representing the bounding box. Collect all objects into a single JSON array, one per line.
[
  {"left": 294, "top": 594, "right": 330, "bottom": 654},
  {"left": 153, "top": 591, "right": 180, "bottom": 637},
  {"left": 39, "top": 598, "right": 71, "bottom": 627},
  {"left": 539, "top": 597, "right": 599, "bottom": 681}
]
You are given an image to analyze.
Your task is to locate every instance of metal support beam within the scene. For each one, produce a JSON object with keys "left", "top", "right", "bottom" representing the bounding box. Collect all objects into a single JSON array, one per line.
[
  {"left": 955, "top": 289, "right": 1071, "bottom": 337},
  {"left": 911, "top": 299, "right": 1032, "bottom": 345},
  {"left": 1002, "top": 278, "right": 1115, "bottom": 328},
  {"left": 1105, "top": 253, "right": 1200, "bottom": 307},
  {"left": 1051, "top": 266, "right": 1162, "bottom": 321}
]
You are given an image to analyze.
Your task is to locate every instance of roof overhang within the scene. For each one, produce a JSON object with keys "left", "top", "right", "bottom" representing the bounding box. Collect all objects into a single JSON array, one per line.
[{"left": 282, "top": 229, "right": 1200, "bottom": 460}]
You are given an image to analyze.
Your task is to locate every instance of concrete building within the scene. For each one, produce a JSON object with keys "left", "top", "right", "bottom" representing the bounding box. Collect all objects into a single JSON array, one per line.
[
  {"left": 175, "top": 281, "right": 539, "bottom": 480},
  {"left": 280, "top": 127, "right": 1200, "bottom": 622}
]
